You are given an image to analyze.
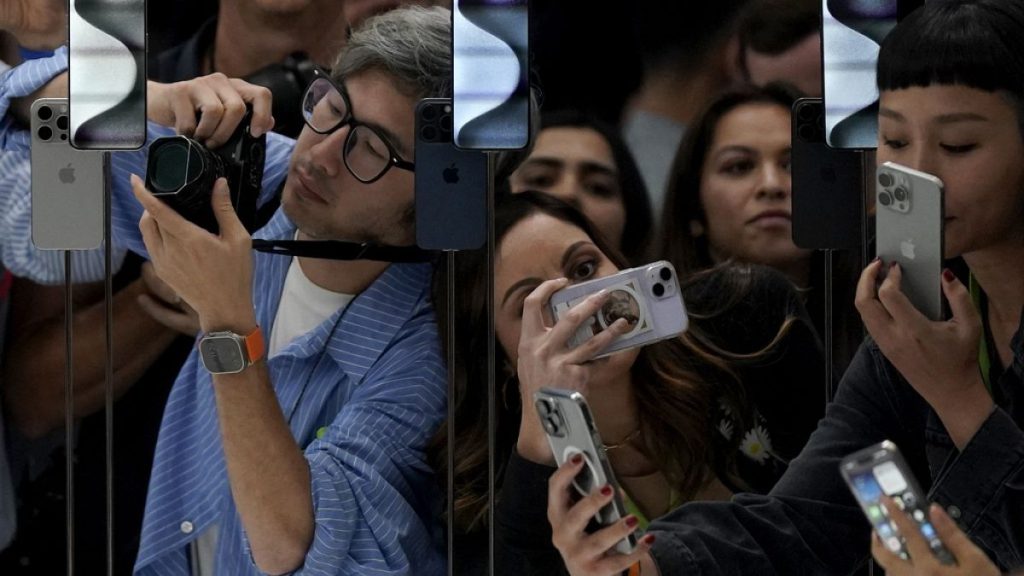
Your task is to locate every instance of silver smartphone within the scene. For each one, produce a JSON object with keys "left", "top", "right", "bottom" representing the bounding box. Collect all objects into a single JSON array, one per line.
[
  {"left": 875, "top": 162, "right": 944, "bottom": 321},
  {"left": 69, "top": 0, "right": 147, "bottom": 149},
  {"left": 31, "top": 98, "right": 106, "bottom": 250},
  {"left": 534, "top": 387, "right": 637, "bottom": 555},
  {"left": 839, "top": 440, "right": 956, "bottom": 565},
  {"left": 549, "top": 261, "right": 688, "bottom": 358}
]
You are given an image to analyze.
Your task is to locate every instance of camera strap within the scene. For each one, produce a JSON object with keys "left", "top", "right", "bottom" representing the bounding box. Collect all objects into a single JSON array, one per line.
[{"left": 252, "top": 239, "right": 436, "bottom": 263}]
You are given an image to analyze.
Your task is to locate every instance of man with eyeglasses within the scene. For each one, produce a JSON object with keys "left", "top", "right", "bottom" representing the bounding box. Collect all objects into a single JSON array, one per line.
[{"left": 0, "top": 6, "right": 451, "bottom": 575}]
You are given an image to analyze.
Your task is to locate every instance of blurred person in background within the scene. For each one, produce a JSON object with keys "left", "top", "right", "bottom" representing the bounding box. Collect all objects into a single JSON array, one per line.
[{"left": 736, "top": 0, "right": 823, "bottom": 97}]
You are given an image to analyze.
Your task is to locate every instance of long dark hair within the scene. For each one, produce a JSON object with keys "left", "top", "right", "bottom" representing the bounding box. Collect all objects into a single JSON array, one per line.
[{"left": 429, "top": 191, "right": 799, "bottom": 533}]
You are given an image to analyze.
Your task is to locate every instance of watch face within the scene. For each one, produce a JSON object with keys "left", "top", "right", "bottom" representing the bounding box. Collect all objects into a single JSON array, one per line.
[{"left": 200, "top": 336, "right": 246, "bottom": 374}]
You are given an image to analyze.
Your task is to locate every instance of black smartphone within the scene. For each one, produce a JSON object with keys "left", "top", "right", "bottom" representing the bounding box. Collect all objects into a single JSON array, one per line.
[
  {"left": 821, "top": 0, "right": 924, "bottom": 149},
  {"left": 451, "top": 0, "right": 530, "bottom": 150},
  {"left": 69, "top": 0, "right": 147, "bottom": 150},
  {"left": 791, "top": 98, "right": 864, "bottom": 249},
  {"left": 415, "top": 98, "right": 487, "bottom": 250},
  {"left": 840, "top": 441, "right": 956, "bottom": 565}
]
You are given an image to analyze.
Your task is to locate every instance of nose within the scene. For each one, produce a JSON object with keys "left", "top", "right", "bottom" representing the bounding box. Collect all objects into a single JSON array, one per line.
[
  {"left": 307, "top": 125, "right": 350, "bottom": 178},
  {"left": 905, "top": 146, "right": 940, "bottom": 179},
  {"left": 755, "top": 162, "right": 789, "bottom": 201},
  {"left": 546, "top": 175, "right": 584, "bottom": 212}
]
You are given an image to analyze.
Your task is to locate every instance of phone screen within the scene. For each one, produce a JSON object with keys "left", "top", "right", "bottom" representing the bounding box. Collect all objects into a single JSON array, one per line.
[
  {"left": 821, "top": 0, "right": 899, "bottom": 149},
  {"left": 69, "top": 0, "right": 147, "bottom": 150},
  {"left": 452, "top": 0, "right": 530, "bottom": 150},
  {"left": 848, "top": 460, "right": 953, "bottom": 564}
]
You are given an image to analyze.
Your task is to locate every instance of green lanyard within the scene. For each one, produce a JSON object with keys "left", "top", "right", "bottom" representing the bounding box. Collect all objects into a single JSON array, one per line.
[
  {"left": 621, "top": 488, "right": 681, "bottom": 534},
  {"left": 969, "top": 274, "right": 994, "bottom": 396}
]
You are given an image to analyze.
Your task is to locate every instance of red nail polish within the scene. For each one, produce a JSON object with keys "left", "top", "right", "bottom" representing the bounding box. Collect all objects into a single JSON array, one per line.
[
  {"left": 644, "top": 534, "right": 656, "bottom": 545},
  {"left": 942, "top": 269, "right": 954, "bottom": 282},
  {"left": 571, "top": 453, "right": 583, "bottom": 465},
  {"left": 889, "top": 261, "right": 898, "bottom": 270},
  {"left": 626, "top": 516, "right": 639, "bottom": 528},
  {"left": 600, "top": 485, "right": 613, "bottom": 497}
]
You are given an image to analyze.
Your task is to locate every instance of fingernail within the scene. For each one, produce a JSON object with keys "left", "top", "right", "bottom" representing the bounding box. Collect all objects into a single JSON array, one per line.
[
  {"left": 942, "top": 269, "right": 954, "bottom": 283},
  {"left": 889, "top": 261, "right": 898, "bottom": 270},
  {"left": 625, "top": 516, "right": 639, "bottom": 528},
  {"left": 871, "top": 256, "right": 881, "bottom": 264},
  {"left": 600, "top": 485, "right": 613, "bottom": 497},
  {"left": 570, "top": 453, "right": 583, "bottom": 465},
  {"left": 644, "top": 534, "right": 656, "bottom": 545}
]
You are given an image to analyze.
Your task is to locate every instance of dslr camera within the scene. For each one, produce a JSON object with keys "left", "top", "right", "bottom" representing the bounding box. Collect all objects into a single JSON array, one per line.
[{"left": 146, "top": 106, "right": 266, "bottom": 233}]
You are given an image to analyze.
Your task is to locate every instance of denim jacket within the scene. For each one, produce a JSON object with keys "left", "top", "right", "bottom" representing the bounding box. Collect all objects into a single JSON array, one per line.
[{"left": 649, "top": 313, "right": 1024, "bottom": 575}]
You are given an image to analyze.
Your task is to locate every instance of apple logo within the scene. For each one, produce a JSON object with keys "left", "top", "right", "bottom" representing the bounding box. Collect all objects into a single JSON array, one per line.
[
  {"left": 442, "top": 163, "right": 459, "bottom": 184},
  {"left": 900, "top": 239, "right": 916, "bottom": 260},
  {"left": 59, "top": 163, "right": 75, "bottom": 184}
]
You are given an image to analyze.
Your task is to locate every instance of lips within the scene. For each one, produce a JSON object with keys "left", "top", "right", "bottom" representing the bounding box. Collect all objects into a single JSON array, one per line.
[
  {"left": 747, "top": 210, "right": 792, "bottom": 225},
  {"left": 294, "top": 168, "right": 329, "bottom": 205}
]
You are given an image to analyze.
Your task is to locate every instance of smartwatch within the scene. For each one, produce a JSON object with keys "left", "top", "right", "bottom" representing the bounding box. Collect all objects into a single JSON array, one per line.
[{"left": 198, "top": 326, "right": 266, "bottom": 374}]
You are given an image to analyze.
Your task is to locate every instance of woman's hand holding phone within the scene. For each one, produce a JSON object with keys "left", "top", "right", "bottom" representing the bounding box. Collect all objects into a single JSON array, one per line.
[
  {"left": 515, "top": 278, "right": 631, "bottom": 463},
  {"left": 872, "top": 501, "right": 999, "bottom": 576},
  {"left": 547, "top": 456, "right": 656, "bottom": 576},
  {"left": 855, "top": 260, "right": 993, "bottom": 449}
]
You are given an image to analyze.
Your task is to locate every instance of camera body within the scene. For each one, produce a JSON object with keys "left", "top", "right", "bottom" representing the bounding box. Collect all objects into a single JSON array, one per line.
[
  {"left": 145, "top": 106, "right": 267, "bottom": 233},
  {"left": 549, "top": 260, "right": 688, "bottom": 358}
]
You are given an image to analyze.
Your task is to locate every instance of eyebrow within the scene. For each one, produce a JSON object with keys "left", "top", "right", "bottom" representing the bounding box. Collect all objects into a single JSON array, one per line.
[
  {"left": 523, "top": 157, "right": 619, "bottom": 178},
  {"left": 713, "top": 145, "right": 756, "bottom": 160},
  {"left": 879, "top": 108, "right": 990, "bottom": 125},
  {"left": 364, "top": 119, "right": 411, "bottom": 157},
  {"left": 499, "top": 240, "right": 591, "bottom": 307}
]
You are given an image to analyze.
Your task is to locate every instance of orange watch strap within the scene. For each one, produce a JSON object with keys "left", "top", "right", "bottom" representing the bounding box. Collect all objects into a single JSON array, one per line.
[
  {"left": 627, "top": 562, "right": 641, "bottom": 576},
  {"left": 244, "top": 326, "right": 266, "bottom": 364}
]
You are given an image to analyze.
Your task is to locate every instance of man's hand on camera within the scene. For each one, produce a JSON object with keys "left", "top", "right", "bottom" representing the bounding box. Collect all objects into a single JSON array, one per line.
[
  {"left": 147, "top": 74, "right": 275, "bottom": 149},
  {"left": 131, "top": 174, "right": 257, "bottom": 335},
  {"left": 0, "top": 0, "right": 66, "bottom": 51}
]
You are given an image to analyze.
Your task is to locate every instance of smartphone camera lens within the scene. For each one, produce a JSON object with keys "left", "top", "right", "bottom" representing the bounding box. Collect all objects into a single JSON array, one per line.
[
  {"left": 421, "top": 105, "right": 438, "bottom": 121},
  {"left": 420, "top": 125, "right": 438, "bottom": 142},
  {"left": 659, "top": 267, "right": 672, "bottom": 281},
  {"left": 652, "top": 283, "right": 665, "bottom": 297},
  {"left": 441, "top": 114, "right": 452, "bottom": 132},
  {"left": 57, "top": 115, "right": 69, "bottom": 131},
  {"left": 37, "top": 106, "right": 53, "bottom": 121},
  {"left": 37, "top": 126, "right": 53, "bottom": 141},
  {"left": 797, "top": 124, "right": 816, "bottom": 143},
  {"left": 893, "top": 186, "right": 908, "bottom": 202},
  {"left": 798, "top": 104, "right": 816, "bottom": 121},
  {"left": 878, "top": 172, "right": 894, "bottom": 187},
  {"left": 879, "top": 191, "right": 893, "bottom": 206}
]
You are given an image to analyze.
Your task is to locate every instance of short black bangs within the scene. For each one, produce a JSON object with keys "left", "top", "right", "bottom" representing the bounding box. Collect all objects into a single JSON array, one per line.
[{"left": 878, "top": 0, "right": 1024, "bottom": 97}]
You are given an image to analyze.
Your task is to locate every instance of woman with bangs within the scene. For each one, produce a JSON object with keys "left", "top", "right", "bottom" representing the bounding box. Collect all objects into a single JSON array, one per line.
[
  {"left": 547, "top": 1, "right": 1024, "bottom": 574},
  {"left": 429, "top": 191, "right": 824, "bottom": 575}
]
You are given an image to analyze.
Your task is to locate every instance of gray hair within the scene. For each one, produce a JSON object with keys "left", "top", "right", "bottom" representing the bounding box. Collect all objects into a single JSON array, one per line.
[{"left": 333, "top": 6, "right": 452, "bottom": 100}]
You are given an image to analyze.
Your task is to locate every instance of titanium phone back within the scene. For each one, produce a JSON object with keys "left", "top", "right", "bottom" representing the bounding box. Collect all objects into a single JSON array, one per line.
[
  {"left": 791, "top": 98, "right": 864, "bottom": 249},
  {"left": 414, "top": 98, "right": 487, "bottom": 250},
  {"left": 31, "top": 98, "right": 106, "bottom": 250},
  {"left": 69, "top": 0, "right": 147, "bottom": 149},
  {"left": 875, "top": 162, "right": 944, "bottom": 320},
  {"left": 839, "top": 441, "right": 955, "bottom": 565},
  {"left": 534, "top": 387, "right": 637, "bottom": 555}
]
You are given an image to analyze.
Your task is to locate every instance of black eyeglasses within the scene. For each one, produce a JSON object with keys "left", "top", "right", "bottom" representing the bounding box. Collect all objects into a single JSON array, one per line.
[{"left": 301, "top": 67, "right": 415, "bottom": 183}]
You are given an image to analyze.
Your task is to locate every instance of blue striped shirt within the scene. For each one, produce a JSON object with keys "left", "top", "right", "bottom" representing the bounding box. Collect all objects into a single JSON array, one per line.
[{"left": 1, "top": 51, "right": 448, "bottom": 575}]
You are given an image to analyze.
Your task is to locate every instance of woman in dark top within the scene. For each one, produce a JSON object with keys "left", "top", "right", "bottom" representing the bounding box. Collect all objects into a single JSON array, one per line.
[
  {"left": 429, "top": 191, "right": 824, "bottom": 574},
  {"left": 548, "top": 1, "right": 1024, "bottom": 574}
]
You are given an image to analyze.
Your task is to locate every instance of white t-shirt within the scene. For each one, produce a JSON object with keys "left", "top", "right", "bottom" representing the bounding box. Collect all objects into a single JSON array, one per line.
[{"left": 192, "top": 257, "right": 354, "bottom": 575}]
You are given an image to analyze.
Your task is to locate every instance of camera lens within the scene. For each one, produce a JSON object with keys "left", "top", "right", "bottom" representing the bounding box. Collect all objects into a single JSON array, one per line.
[
  {"left": 57, "top": 115, "right": 69, "bottom": 131},
  {"left": 37, "top": 126, "right": 53, "bottom": 141},
  {"left": 894, "top": 186, "right": 908, "bottom": 202},
  {"left": 421, "top": 105, "right": 439, "bottom": 121},
  {"left": 37, "top": 106, "right": 53, "bottom": 121},
  {"left": 652, "top": 283, "right": 665, "bottom": 297},
  {"left": 659, "top": 267, "right": 672, "bottom": 281},
  {"left": 798, "top": 104, "right": 815, "bottom": 121},
  {"left": 797, "top": 124, "right": 817, "bottom": 143},
  {"left": 879, "top": 191, "right": 893, "bottom": 206},
  {"left": 878, "top": 172, "right": 894, "bottom": 187},
  {"left": 149, "top": 138, "right": 206, "bottom": 193},
  {"left": 441, "top": 114, "right": 452, "bottom": 132},
  {"left": 420, "top": 125, "right": 438, "bottom": 142}
]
